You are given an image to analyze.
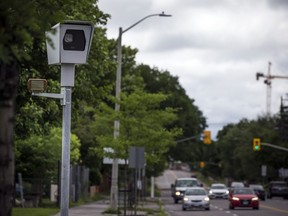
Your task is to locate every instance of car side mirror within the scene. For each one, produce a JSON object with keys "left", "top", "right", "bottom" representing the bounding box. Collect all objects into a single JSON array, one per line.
[{"left": 171, "top": 184, "right": 175, "bottom": 188}]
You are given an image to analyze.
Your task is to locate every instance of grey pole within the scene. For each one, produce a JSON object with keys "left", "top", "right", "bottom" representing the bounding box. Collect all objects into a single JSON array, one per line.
[
  {"left": 110, "top": 13, "right": 172, "bottom": 209},
  {"left": 60, "top": 64, "right": 75, "bottom": 216},
  {"left": 110, "top": 27, "right": 123, "bottom": 209}
]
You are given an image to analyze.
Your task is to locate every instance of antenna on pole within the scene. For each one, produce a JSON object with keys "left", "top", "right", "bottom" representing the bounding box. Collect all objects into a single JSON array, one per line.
[
  {"left": 256, "top": 62, "right": 288, "bottom": 117},
  {"left": 266, "top": 62, "right": 272, "bottom": 117}
]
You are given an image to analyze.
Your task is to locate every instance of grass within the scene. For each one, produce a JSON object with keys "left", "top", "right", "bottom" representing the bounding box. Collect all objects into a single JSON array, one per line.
[{"left": 12, "top": 208, "right": 59, "bottom": 216}]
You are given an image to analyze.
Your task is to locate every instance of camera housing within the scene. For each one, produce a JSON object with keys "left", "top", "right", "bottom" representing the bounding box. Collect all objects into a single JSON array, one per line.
[{"left": 46, "top": 21, "right": 94, "bottom": 65}]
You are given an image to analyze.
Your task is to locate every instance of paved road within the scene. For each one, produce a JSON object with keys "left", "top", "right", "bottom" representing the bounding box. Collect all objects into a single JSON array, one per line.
[{"left": 156, "top": 169, "right": 288, "bottom": 216}]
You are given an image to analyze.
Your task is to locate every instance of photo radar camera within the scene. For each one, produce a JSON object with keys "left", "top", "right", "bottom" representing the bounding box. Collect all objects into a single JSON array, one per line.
[{"left": 46, "top": 21, "right": 94, "bottom": 65}]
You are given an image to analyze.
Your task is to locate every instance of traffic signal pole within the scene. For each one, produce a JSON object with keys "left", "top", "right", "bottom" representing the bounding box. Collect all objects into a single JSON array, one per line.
[
  {"left": 261, "top": 142, "right": 288, "bottom": 152},
  {"left": 176, "top": 130, "right": 212, "bottom": 144},
  {"left": 176, "top": 135, "right": 201, "bottom": 143}
]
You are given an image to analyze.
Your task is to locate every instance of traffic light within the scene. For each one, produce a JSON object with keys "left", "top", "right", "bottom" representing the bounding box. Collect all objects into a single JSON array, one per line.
[
  {"left": 203, "top": 130, "right": 211, "bottom": 144},
  {"left": 253, "top": 138, "right": 261, "bottom": 151},
  {"left": 199, "top": 162, "right": 205, "bottom": 168}
]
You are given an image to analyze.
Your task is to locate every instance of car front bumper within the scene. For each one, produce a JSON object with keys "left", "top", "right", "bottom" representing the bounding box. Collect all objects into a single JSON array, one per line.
[
  {"left": 183, "top": 201, "right": 210, "bottom": 209},
  {"left": 230, "top": 199, "right": 259, "bottom": 208}
]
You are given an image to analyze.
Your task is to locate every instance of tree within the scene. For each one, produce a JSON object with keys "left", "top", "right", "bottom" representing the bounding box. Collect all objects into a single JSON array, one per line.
[
  {"left": 92, "top": 76, "right": 182, "bottom": 177},
  {"left": 216, "top": 115, "right": 287, "bottom": 182},
  {"left": 0, "top": 0, "right": 67, "bottom": 213},
  {"left": 16, "top": 127, "right": 80, "bottom": 181},
  {"left": 135, "top": 64, "right": 207, "bottom": 163},
  {"left": 0, "top": 0, "right": 108, "bottom": 214}
]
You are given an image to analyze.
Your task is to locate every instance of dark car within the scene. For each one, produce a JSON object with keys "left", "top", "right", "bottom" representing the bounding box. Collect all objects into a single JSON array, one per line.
[
  {"left": 249, "top": 184, "right": 266, "bottom": 201},
  {"left": 229, "top": 187, "right": 259, "bottom": 210},
  {"left": 267, "top": 181, "right": 288, "bottom": 199}
]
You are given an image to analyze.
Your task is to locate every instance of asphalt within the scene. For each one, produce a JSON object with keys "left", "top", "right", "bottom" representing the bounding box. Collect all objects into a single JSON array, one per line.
[{"left": 53, "top": 197, "right": 161, "bottom": 216}]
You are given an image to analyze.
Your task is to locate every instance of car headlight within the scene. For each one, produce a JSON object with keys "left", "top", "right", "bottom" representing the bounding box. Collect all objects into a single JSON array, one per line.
[
  {"left": 232, "top": 197, "right": 239, "bottom": 201},
  {"left": 203, "top": 197, "right": 210, "bottom": 202},
  {"left": 183, "top": 197, "right": 189, "bottom": 201},
  {"left": 252, "top": 197, "right": 259, "bottom": 201},
  {"left": 175, "top": 191, "right": 180, "bottom": 196},
  {"left": 225, "top": 191, "right": 229, "bottom": 194},
  {"left": 209, "top": 190, "right": 213, "bottom": 194}
]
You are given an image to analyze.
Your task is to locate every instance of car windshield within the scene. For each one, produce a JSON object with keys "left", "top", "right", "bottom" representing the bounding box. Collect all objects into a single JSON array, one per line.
[
  {"left": 211, "top": 185, "right": 226, "bottom": 189},
  {"left": 186, "top": 189, "right": 206, "bottom": 195},
  {"left": 176, "top": 179, "right": 198, "bottom": 187},
  {"left": 272, "top": 183, "right": 287, "bottom": 187},
  {"left": 250, "top": 185, "right": 263, "bottom": 190},
  {"left": 231, "top": 182, "right": 244, "bottom": 187},
  {"left": 234, "top": 188, "right": 254, "bottom": 194}
]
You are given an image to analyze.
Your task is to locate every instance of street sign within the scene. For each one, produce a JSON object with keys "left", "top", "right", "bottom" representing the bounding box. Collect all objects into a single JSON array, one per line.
[
  {"left": 129, "top": 146, "right": 145, "bottom": 168},
  {"left": 103, "top": 148, "right": 125, "bottom": 164},
  {"left": 27, "top": 79, "right": 47, "bottom": 93}
]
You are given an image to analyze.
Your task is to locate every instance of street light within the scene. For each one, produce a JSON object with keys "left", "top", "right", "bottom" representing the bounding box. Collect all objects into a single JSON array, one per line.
[{"left": 110, "top": 12, "right": 171, "bottom": 209}]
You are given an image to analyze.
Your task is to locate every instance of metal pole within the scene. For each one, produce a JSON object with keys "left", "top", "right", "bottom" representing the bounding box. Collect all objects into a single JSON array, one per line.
[
  {"left": 150, "top": 176, "right": 154, "bottom": 198},
  {"left": 261, "top": 142, "right": 288, "bottom": 152},
  {"left": 110, "top": 27, "right": 123, "bottom": 209},
  {"left": 110, "top": 13, "right": 171, "bottom": 208},
  {"left": 60, "top": 64, "right": 75, "bottom": 216}
]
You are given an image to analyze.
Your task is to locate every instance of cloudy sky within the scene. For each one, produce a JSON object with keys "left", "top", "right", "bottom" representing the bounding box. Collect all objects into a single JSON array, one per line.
[{"left": 98, "top": 0, "right": 288, "bottom": 139}]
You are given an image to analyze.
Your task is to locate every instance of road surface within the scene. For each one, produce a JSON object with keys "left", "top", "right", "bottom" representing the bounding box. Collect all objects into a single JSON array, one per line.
[{"left": 156, "top": 169, "right": 288, "bottom": 216}]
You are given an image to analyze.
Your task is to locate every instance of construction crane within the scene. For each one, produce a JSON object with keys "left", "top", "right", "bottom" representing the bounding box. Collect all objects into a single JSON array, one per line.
[{"left": 256, "top": 62, "right": 288, "bottom": 117}]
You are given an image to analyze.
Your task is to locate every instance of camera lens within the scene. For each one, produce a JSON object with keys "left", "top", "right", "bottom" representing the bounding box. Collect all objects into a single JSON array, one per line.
[{"left": 63, "top": 30, "right": 86, "bottom": 51}]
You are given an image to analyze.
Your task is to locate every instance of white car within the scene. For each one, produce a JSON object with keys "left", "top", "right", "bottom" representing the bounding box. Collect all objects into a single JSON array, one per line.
[
  {"left": 171, "top": 177, "right": 202, "bottom": 203},
  {"left": 208, "top": 183, "right": 229, "bottom": 199},
  {"left": 182, "top": 187, "right": 210, "bottom": 211}
]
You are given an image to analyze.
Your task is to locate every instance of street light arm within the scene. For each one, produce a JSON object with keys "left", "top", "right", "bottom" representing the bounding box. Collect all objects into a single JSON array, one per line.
[
  {"left": 122, "top": 12, "right": 171, "bottom": 34},
  {"left": 110, "top": 11, "right": 171, "bottom": 209},
  {"left": 256, "top": 73, "right": 288, "bottom": 80}
]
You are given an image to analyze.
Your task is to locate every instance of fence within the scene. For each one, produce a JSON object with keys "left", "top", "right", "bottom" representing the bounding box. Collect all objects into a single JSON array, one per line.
[
  {"left": 117, "top": 165, "right": 146, "bottom": 216},
  {"left": 15, "top": 164, "right": 90, "bottom": 207}
]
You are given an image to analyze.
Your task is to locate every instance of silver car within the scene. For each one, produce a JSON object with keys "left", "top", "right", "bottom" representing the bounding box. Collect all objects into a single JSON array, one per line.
[
  {"left": 208, "top": 183, "right": 229, "bottom": 199},
  {"left": 182, "top": 187, "right": 210, "bottom": 211}
]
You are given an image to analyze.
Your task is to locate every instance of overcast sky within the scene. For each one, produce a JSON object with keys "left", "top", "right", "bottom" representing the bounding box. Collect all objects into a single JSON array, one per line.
[{"left": 98, "top": 0, "right": 288, "bottom": 139}]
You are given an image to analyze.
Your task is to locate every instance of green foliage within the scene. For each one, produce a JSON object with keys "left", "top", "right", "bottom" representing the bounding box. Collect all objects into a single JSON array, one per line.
[
  {"left": 4, "top": 0, "right": 207, "bottom": 194},
  {"left": 135, "top": 64, "right": 207, "bottom": 163},
  {"left": 89, "top": 168, "right": 103, "bottom": 185},
  {"left": 16, "top": 127, "right": 80, "bottom": 179},
  {"left": 92, "top": 77, "right": 182, "bottom": 177},
  {"left": 215, "top": 115, "right": 288, "bottom": 182},
  {"left": 9, "top": 0, "right": 112, "bottom": 189}
]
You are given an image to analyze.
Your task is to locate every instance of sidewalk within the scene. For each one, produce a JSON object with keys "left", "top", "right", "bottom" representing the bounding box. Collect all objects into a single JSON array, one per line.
[{"left": 53, "top": 197, "right": 161, "bottom": 216}]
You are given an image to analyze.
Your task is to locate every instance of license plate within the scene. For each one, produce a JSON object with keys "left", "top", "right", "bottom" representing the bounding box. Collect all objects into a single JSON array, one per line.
[{"left": 243, "top": 201, "right": 248, "bottom": 205}]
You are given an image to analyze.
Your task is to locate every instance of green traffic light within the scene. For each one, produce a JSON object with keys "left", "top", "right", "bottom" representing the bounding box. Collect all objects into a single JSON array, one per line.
[{"left": 253, "top": 138, "right": 261, "bottom": 151}]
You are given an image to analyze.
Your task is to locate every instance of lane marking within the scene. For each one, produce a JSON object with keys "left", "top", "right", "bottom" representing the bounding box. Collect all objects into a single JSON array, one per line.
[{"left": 261, "top": 204, "right": 288, "bottom": 214}]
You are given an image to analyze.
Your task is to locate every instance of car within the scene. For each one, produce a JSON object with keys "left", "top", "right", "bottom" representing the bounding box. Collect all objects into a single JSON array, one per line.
[
  {"left": 171, "top": 177, "right": 202, "bottom": 203},
  {"left": 182, "top": 187, "right": 210, "bottom": 211},
  {"left": 249, "top": 184, "right": 266, "bottom": 201},
  {"left": 208, "top": 183, "right": 229, "bottom": 199},
  {"left": 267, "top": 181, "right": 288, "bottom": 199},
  {"left": 230, "top": 181, "right": 245, "bottom": 188},
  {"left": 229, "top": 187, "right": 259, "bottom": 210}
]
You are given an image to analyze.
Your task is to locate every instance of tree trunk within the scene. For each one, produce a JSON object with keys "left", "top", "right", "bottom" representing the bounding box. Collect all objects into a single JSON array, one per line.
[{"left": 0, "top": 61, "right": 19, "bottom": 216}]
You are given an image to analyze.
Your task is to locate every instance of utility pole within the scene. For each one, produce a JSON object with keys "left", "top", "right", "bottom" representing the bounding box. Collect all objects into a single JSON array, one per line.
[
  {"left": 110, "top": 12, "right": 171, "bottom": 209},
  {"left": 256, "top": 62, "right": 288, "bottom": 116}
]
